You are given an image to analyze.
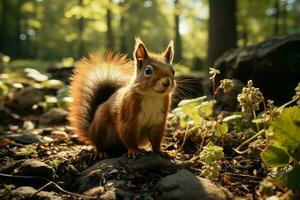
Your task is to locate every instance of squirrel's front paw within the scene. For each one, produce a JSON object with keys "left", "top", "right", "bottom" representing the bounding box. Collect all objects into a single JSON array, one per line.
[{"left": 126, "top": 149, "right": 143, "bottom": 159}]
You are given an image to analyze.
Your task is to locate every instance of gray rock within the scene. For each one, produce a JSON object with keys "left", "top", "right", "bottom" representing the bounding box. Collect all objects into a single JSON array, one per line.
[
  {"left": 76, "top": 158, "right": 122, "bottom": 193},
  {"left": 100, "top": 189, "right": 134, "bottom": 200},
  {"left": 83, "top": 186, "right": 105, "bottom": 197},
  {"left": 156, "top": 169, "right": 232, "bottom": 200},
  {"left": 121, "top": 153, "right": 178, "bottom": 174},
  {"left": 76, "top": 153, "right": 179, "bottom": 193},
  {"left": 39, "top": 108, "right": 68, "bottom": 125},
  {"left": 9, "top": 133, "right": 42, "bottom": 144},
  {"left": 9, "top": 186, "right": 61, "bottom": 200},
  {"left": 215, "top": 34, "right": 300, "bottom": 104},
  {"left": 14, "top": 159, "right": 55, "bottom": 180},
  {"left": 13, "top": 87, "right": 44, "bottom": 109}
]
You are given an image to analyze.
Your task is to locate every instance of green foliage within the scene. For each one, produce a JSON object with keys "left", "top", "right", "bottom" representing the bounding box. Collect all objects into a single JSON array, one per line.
[
  {"left": 24, "top": 68, "right": 48, "bottom": 82},
  {"left": 38, "top": 86, "right": 70, "bottom": 111},
  {"left": 261, "top": 145, "right": 290, "bottom": 167},
  {"left": 237, "top": 80, "right": 264, "bottom": 113},
  {"left": 200, "top": 142, "right": 224, "bottom": 165},
  {"left": 15, "top": 145, "right": 38, "bottom": 158},
  {"left": 41, "top": 79, "right": 65, "bottom": 89},
  {"left": 0, "top": 184, "right": 16, "bottom": 198},
  {"left": 8, "top": 60, "right": 53, "bottom": 73},
  {"left": 222, "top": 114, "right": 242, "bottom": 122},
  {"left": 0, "top": 80, "right": 9, "bottom": 102},
  {"left": 214, "top": 123, "right": 228, "bottom": 137},
  {"left": 47, "top": 158, "right": 65, "bottom": 170},
  {"left": 260, "top": 106, "right": 300, "bottom": 189},
  {"left": 271, "top": 107, "right": 300, "bottom": 160},
  {"left": 200, "top": 142, "right": 224, "bottom": 179},
  {"left": 0, "top": 74, "right": 24, "bottom": 105},
  {"left": 275, "top": 163, "right": 300, "bottom": 189},
  {"left": 173, "top": 96, "right": 206, "bottom": 127}
]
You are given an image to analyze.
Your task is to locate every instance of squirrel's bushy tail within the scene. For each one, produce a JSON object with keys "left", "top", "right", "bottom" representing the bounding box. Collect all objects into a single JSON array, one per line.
[{"left": 68, "top": 53, "right": 133, "bottom": 142}]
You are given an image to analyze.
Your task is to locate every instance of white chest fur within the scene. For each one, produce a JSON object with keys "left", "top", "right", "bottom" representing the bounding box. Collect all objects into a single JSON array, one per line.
[{"left": 137, "top": 96, "right": 165, "bottom": 131}]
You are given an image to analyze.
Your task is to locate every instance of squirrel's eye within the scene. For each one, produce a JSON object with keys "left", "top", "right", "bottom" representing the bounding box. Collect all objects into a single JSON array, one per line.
[{"left": 144, "top": 65, "right": 153, "bottom": 77}]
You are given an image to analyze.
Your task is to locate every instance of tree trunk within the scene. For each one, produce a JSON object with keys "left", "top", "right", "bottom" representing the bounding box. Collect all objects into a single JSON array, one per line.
[
  {"left": 207, "top": 0, "right": 237, "bottom": 69},
  {"left": 77, "top": 0, "right": 85, "bottom": 58},
  {"left": 119, "top": 0, "right": 127, "bottom": 54},
  {"left": 15, "top": 0, "right": 23, "bottom": 58},
  {"left": 106, "top": 0, "right": 114, "bottom": 50},
  {"left": 241, "top": 23, "right": 248, "bottom": 47},
  {"left": 0, "top": 0, "right": 8, "bottom": 53},
  {"left": 174, "top": 0, "right": 182, "bottom": 63},
  {"left": 282, "top": 1, "right": 287, "bottom": 35},
  {"left": 274, "top": 0, "right": 280, "bottom": 36}
]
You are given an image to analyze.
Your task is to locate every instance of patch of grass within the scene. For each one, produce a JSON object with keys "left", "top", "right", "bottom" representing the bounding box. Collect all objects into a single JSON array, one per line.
[
  {"left": 14, "top": 145, "right": 38, "bottom": 158},
  {"left": 5, "top": 59, "right": 54, "bottom": 74}
]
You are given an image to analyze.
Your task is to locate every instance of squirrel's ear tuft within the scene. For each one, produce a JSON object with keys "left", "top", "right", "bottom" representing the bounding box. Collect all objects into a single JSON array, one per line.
[
  {"left": 134, "top": 37, "right": 148, "bottom": 61},
  {"left": 164, "top": 40, "right": 174, "bottom": 64}
]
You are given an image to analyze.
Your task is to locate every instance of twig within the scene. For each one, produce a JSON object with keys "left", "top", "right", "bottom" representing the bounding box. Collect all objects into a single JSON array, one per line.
[
  {"left": 279, "top": 97, "right": 298, "bottom": 110},
  {"left": 233, "top": 129, "right": 265, "bottom": 154},
  {"left": 223, "top": 172, "right": 263, "bottom": 180},
  {"left": 0, "top": 173, "right": 97, "bottom": 199},
  {"left": 30, "top": 182, "right": 53, "bottom": 197},
  {"left": 177, "top": 121, "right": 189, "bottom": 152}
]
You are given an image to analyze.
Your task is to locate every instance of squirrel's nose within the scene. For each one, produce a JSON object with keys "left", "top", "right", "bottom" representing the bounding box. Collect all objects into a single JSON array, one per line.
[{"left": 162, "top": 78, "right": 170, "bottom": 87}]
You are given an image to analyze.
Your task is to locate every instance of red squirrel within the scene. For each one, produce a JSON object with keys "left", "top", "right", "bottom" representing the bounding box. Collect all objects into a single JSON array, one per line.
[{"left": 69, "top": 38, "right": 175, "bottom": 158}]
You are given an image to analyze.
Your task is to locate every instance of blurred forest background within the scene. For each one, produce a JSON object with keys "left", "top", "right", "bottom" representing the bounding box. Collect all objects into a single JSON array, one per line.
[{"left": 0, "top": 0, "right": 300, "bottom": 74}]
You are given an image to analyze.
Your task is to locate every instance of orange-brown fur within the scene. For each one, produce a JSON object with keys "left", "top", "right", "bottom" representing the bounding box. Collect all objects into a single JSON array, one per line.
[{"left": 69, "top": 38, "right": 175, "bottom": 158}]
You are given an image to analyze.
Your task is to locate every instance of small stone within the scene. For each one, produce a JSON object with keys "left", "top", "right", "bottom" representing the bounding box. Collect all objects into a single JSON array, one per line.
[
  {"left": 100, "top": 190, "right": 117, "bottom": 200},
  {"left": 122, "top": 153, "right": 178, "bottom": 174},
  {"left": 39, "top": 108, "right": 68, "bottom": 125},
  {"left": 156, "top": 169, "right": 232, "bottom": 200},
  {"left": 13, "top": 87, "right": 44, "bottom": 109},
  {"left": 9, "top": 186, "right": 61, "bottom": 200},
  {"left": 84, "top": 186, "right": 105, "bottom": 197},
  {"left": 9, "top": 133, "right": 42, "bottom": 144},
  {"left": 51, "top": 130, "right": 69, "bottom": 141},
  {"left": 14, "top": 159, "right": 55, "bottom": 180},
  {"left": 43, "top": 136, "right": 54, "bottom": 143}
]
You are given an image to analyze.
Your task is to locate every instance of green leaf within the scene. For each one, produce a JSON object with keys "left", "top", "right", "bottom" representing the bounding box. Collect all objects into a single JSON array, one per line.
[
  {"left": 200, "top": 142, "right": 224, "bottom": 165},
  {"left": 271, "top": 106, "right": 300, "bottom": 160},
  {"left": 178, "top": 96, "right": 207, "bottom": 107},
  {"left": 222, "top": 114, "right": 242, "bottom": 123},
  {"left": 252, "top": 118, "right": 266, "bottom": 124},
  {"left": 196, "top": 100, "right": 215, "bottom": 117},
  {"left": 275, "top": 163, "right": 300, "bottom": 189},
  {"left": 214, "top": 123, "right": 228, "bottom": 137},
  {"left": 260, "top": 145, "right": 290, "bottom": 167},
  {"left": 41, "top": 79, "right": 64, "bottom": 89},
  {"left": 179, "top": 97, "right": 207, "bottom": 125},
  {"left": 179, "top": 116, "right": 188, "bottom": 128}
]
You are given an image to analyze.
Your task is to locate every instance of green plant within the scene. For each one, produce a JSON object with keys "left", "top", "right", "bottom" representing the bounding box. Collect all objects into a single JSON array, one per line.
[
  {"left": 209, "top": 68, "right": 233, "bottom": 114},
  {"left": 0, "top": 184, "right": 15, "bottom": 197},
  {"left": 200, "top": 142, "right": 224, "bottom": 179},
  {"left": 38, "top": 86, "right": 71, "bottom": 111},
  {"left": 237, "top": 80, "right": 264, "bottom": 121},
  {"left": 14, "top": 145, "right": 38, "bottom": 157},
  {"left": 260, "top": 106, "right": 300, "bottom": 189}
]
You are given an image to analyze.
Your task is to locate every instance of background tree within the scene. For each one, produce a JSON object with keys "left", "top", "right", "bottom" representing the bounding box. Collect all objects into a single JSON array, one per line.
[
  {"left": 77, "top": 0, "right": 85, "bottom": 58},
  {"left": 106, "top": 0, "right": 114, "bottom": 50},
  {"left": 174, "top": 0, "right": 183, "bottom": 63},
  {"left": 0, "top": 0, "right": 300, "bottom": 73},
  {"left": 207, "top": 0, "right": 237, "bottom": 69}
]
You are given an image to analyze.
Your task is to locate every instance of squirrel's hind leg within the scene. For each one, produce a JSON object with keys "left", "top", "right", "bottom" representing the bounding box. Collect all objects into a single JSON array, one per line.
[{"left": 89, "top": 103, "right": 114, "bottom": 160}]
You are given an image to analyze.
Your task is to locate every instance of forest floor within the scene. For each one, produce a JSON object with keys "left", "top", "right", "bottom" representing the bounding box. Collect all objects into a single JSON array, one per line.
[{"left": 0, "top": 67, "right": 298, "bottom": 200}]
